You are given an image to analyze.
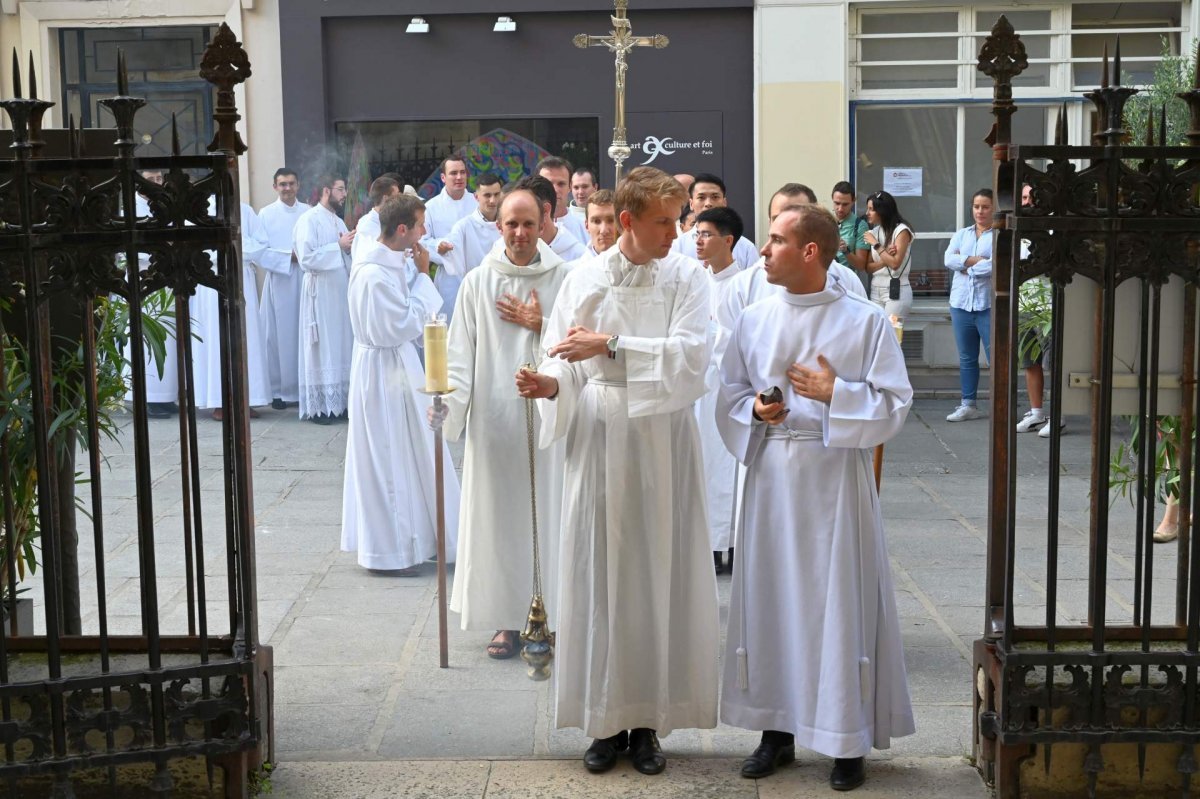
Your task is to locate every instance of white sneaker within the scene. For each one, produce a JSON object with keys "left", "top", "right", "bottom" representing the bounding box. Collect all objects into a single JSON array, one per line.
[
  {"left": 946, "top": 405, "right": 987, "bottom": 422},
  {"left": 1015, "top": 410, "right": 1047, "bottom": 432},
  {"left": 1038, "top": 419, "right": 1066, "bottom": 438}
]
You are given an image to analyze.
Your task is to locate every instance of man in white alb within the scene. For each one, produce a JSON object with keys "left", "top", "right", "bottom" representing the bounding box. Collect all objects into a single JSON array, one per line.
[
  {"left": 258, "top": 168, "right": 310, "bottom": 410},
  {"left": 717, "top": 204, "right": 914, "bottom": 792},
  {"left": 342, "top": 195, "right": 459, "bottom": 574},
  {"left": 538, "top": 156, "right": 591, "bottom": 247},
  {"left": 579, "top": 189, "right": 619, "bottom": 259},
  {"left": 351, "top": 175, "right": 400, "bottom": 265},
  {"left": 421, "top": 155, "right": 478, "bottom": 303},
  {"left": 516, "top": 166, "right": 717, "bottom": 778},
  {"left": 438, "top": 172, "right": 504, "bottom": 319},
  {"left": 518, "top": 175, "right": 586, "bottom": 262},
  {"left": 672, "top": 173, "right": 759, "bottom": 269},
  {"left": 569, "top": 167, "right": 599, "bottom": 222},
  {"left": 293, "top": 175, "right": 354, "bottom": 424},
  {"left": 432, "top": 186, "right": 571, "bottom": 659},
  {"left": 692, "top": 207, "right": 746, "bottom": 575}
]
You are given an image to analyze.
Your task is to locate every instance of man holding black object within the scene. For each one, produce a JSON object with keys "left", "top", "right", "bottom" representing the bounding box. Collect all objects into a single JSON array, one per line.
[{"left": 717, "top": 204, "right": 914, "bottom": 792}]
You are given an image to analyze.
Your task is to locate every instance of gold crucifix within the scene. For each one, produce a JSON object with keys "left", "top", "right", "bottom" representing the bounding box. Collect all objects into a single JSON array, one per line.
[{"left": 574, "top": 0, "right": 669, "bottom": 186}]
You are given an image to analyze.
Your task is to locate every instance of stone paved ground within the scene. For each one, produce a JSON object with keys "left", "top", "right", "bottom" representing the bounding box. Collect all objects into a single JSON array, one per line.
[{"left": 21, "top": 398, "right": 1167, "bottom": 796}]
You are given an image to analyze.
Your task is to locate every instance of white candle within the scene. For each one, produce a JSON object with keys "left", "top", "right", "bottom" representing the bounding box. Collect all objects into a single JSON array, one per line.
[{"left": 424, "top": 315, "right": 449, "bottom": 393}]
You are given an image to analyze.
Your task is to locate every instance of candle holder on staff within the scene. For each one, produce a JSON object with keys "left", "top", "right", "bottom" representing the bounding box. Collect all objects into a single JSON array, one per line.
[{"left": 421, "top": 313, "right": 454, "bottom": 669}]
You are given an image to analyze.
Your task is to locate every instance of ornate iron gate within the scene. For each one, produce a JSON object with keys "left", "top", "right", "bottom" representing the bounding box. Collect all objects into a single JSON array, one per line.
[
  {"left": 0, "top": 24, "right": 270, "bottom": 797},
  {"left": 975, "top": 16, "right": 1200, "bottom": 798}
]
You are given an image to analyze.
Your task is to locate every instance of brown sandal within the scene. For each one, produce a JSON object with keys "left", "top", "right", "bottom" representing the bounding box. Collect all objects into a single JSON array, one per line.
[{"left": 486, "top": 630, "right": 519, "bottom": 660}]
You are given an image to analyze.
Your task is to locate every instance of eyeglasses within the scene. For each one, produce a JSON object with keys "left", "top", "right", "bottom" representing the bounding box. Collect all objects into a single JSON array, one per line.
[{"left": 695, "top": 231, "right": 719, "bottom": 240}]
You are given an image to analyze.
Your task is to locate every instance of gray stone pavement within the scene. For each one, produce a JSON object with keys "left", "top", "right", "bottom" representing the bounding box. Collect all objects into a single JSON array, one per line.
[{"left": 23, "top": 397, "right": 1167, "bottom": 796}]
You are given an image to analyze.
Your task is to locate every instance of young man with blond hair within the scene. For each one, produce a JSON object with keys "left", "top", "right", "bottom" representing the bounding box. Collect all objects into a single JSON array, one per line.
[{"left": 516, "top": 166, "right": 718, "bottom": 778}]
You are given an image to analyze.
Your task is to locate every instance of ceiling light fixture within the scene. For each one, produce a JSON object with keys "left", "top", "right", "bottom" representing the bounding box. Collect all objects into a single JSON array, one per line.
[
  {"left": 494, "top": 16, "right": 517, "bottom": 33},
  {"left": 406, "top": 16, "right": 429, "bottom": 34}
]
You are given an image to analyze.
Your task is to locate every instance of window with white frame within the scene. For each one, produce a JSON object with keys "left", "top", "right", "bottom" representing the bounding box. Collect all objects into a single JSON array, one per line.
[{"left": 851, "top": 1, "right": 1188, "bottom": 297}]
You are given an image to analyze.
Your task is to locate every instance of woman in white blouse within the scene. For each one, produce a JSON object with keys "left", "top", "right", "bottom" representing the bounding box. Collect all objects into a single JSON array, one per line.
[{"left": 863, "top": 190, "right": 914, "bottom": 322}]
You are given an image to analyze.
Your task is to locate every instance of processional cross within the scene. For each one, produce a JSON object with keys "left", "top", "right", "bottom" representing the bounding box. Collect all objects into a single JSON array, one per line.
[{"left": 574, "top": 0, "right": 669, "bottom": 185}]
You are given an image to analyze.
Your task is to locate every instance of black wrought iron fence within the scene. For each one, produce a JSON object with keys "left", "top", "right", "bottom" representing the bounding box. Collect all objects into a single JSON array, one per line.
[
  {"left": 0, "top": 24, "right": 270, "bottom": 798},
  {"left": 975, "top": 16, "right": 1200, "bottom": 799}
]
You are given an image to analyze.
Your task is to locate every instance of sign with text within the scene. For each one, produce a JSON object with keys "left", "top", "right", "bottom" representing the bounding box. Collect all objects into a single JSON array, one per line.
[
  {"left": 883, "top": 167, "right": 923, "bottom": 197},
  {"left": 624, "top": 111, "right": 723, "bottom": 175}
]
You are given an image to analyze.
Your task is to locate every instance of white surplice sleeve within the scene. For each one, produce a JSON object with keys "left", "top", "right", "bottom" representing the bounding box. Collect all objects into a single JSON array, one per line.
[
  {"left": 358, "top": 267, "right": 442, "bottom": 350},
  {"left": 621, "top": 266, "right": 712, "bottom": 418},
  {"left": 295, "top": 214, "right": 347, "bottom": 273},
  {"left": 240, "top": 205, "right": 269, "bottom": 268},
  {"left": 259, "top": 209, "right": 294, "bottom": 276},
  {"left": 535, "top": 275, "right": 586, "bottom": 448},
  {"left": 440, "top": 217, "right": 469, "bottom": 278},
  {"left": 443, "top": 272, "right": 479, "bottom": 442},
  {"left": 716, "top": 313, "right": 768, "bottom": 466},
  {"left": 822, "top": 313, "right": 913, "bottom": 449}
]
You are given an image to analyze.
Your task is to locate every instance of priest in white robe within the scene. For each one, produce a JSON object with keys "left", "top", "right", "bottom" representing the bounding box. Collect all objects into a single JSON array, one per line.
[
  {"left": 516, "top": 167, "right": 718, "bottom": 777},
  {"left": 351, "top": 176, "right": 400, "bottom": 266},
  {"left": 258, "top": 168, "right": 310, "bottom": 409},
  {"left": 437, "top": 188, "right": 570, "bottom": 660},
  {"left": 294, "top": 176, "right": 355, "bottom": 422},
  {"left": 122, "top": 171, "right": 179, "bottom": 418},
  {"left": 342, "top": 194, "right": 460, "bottom": 572},
  {"left": 438, "top": 172, "right": 504, "bottom": 321},
  {"left": 538, "top": 156, "right": 591, "bottom": 252},
  {"left": 419, "top": 155, "right": 477, "bottom": 271},
  {"left": 717, "top": 204, "right": 914, "bottom": 792},
  {"left": 692, "top": 207, "right": 745, "bottom": 574},
  {"left": 671, "top": 173, "right": 759, "bottom": 269},
  {"left": 190, "top": 202, "right": 272, "bottom": 417}
]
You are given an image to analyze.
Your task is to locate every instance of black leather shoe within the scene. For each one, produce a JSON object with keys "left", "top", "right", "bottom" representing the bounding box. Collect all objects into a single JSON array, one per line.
[
  {"left": 271, "top": 398, "right": 287, "bottom": 410},
  {"left": 830, "top": 757, "right": 865, "bottom": 791},
  {"left": 741, "top": 739, "right": 795, "bottom": 778},
  {"left": 311, "top": 413, "right": 333, "bottom": 426},
  {"left": 146, "top": 402, "right": 173, "bottom": 419},
  {"left": 583, "top": 731, "right": 628, "bottom": 773},
  {"left": 628, "top": 728, "right": 666, "bottom": 775}
]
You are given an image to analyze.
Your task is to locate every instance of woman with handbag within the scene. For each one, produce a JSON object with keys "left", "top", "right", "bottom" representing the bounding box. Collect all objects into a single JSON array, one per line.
[
  {"left": 863, "top": 190, "right": 914, "bottom": 322},
  {"left": 943, "top": 188, "right": 995, "bottom": 423}
]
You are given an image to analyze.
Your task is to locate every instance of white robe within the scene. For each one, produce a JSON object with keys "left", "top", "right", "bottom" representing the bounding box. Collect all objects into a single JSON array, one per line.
[
  {"left": 420, "top": 186, "right": 478, "bottom": 267},
  {"left": 124, "top": 194, "right": 178, "bottom": 404},
  {"left": 673, "top": 228, "right": 760, "bottom": 270},
  {"left": 696, "top": 262, "right": 744, "bottom": 552},
  {"left": 294, "top": 204, "right": 353, "bottom": 418},
  {"left": 558, "top": 211, "right": 590, "bottom": 253},
  {"left": 537, "top": 247, "right": 719, "bottom": 738},
  {"left": 351, "top": 207, "right": 381, "bottom": 265},
  {"left": 716, "top": 275, "right": 915, "bottom": 759},
  {"left": 445, "top": 240, "right": 569, "bottom": 630},
  {"left": 341, "top": 240, "right": 460, "bottom": 569},
  {"left": 258, "top": 199, "right": 310, "bottom": 403},
  {"left": 547, "top": 225, "right": 586, "bottom": 262},
  {"left": 437, "top": 209, "right": 501, "bottom": 322},
  {"left": 189, "top": 203, "right": 272, "bottom": 409}
]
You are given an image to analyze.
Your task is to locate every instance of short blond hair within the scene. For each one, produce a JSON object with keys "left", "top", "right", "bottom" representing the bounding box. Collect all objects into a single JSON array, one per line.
[
  {"left": 615, "top": 166, "right": 688, "bottom": 218},
  {"left": 778, "top": 203, "right": 840, "bottom": 266}
]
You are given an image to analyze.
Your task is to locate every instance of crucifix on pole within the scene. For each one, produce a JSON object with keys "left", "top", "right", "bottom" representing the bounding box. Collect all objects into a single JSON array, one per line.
[{"left": 574, "top": 0, "right": 668, "bottom": 186}]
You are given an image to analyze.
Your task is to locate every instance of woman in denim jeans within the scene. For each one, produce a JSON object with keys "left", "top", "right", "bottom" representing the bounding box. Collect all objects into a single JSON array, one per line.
[
  {"left": 944, "top": 189, "right": 995, "bottom": 422},
  {"left": 863, "top": 191, "right": 914, "bottom": 322}
]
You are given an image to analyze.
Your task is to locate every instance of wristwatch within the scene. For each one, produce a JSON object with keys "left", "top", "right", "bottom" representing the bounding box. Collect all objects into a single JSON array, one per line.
[{"left": 606, "top": 334, "right": 619, "bottom": 359}]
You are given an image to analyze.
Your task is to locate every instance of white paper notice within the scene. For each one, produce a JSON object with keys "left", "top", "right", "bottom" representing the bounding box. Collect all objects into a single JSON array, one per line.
[{"left": 883, "top": 168, "right": 923, "bottom": 197}]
